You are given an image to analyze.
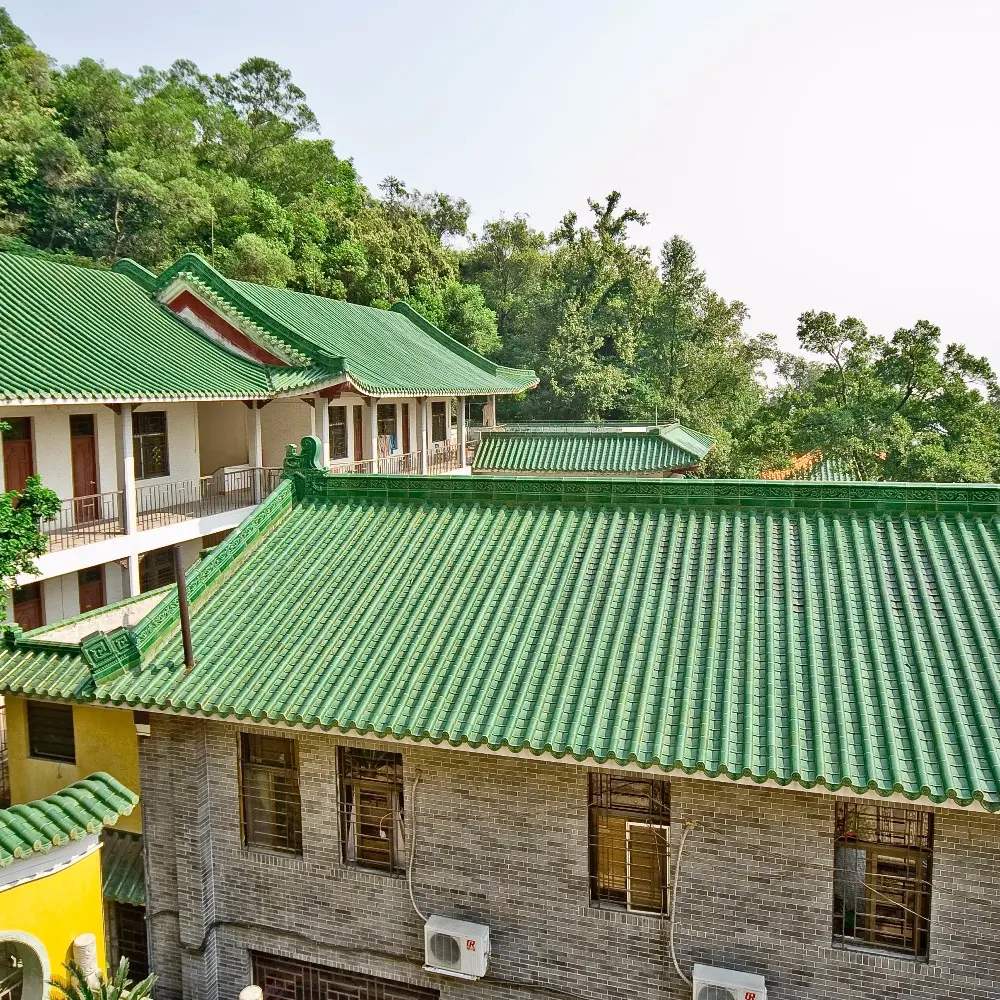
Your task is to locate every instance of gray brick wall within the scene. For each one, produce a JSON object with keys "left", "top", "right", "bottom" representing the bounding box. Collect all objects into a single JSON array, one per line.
[{"left": 138, "top": 715, "right": 1000, "bottom": 1000}]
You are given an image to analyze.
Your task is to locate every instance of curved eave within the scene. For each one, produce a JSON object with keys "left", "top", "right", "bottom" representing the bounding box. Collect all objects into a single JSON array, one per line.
[
  {"left": 89, "top": 695, "right": 1000, "bottom": 814},
  {"left": 0, "top": 390, "right": 273, "bottom": 406},
  {"left": 271, "top": 371, "right": 540, "bottom": 400}
]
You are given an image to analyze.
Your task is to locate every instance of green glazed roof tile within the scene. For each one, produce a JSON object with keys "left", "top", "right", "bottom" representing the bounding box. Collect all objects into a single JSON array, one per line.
[
  {"left": 146, "top": 254, "right": 537, "bottom": 397},
  {"left": 6, "top": 454, "right": 1000, "bottom": 811},
  {"left": 473, "top": 426, "right": 710, "bottom": 473},
  {"left": 0, "top": 254, "right": 276, "bottom": 402},
  {"left": 0, "top": 773, "right": 139, "bottom": 867},
  {"left": 101, "top": 830, "right": 145, "bottom": 905}
]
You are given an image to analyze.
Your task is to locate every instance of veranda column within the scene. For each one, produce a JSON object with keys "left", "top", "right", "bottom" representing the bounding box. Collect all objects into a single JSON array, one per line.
[
  {"left": 369, "top": 398, "right": 379, "bottom": 469},
  {"left": 418, "top": 397, "right": 428, "bottom": 475},
  {"left": 317, "top": 396, "right": 330, "bottom": 467},
  {"left": 247, "top": 402, "right": 263, "bottom": 503},
  {"left": 457, "top": 396, "right": 468, "bottom": 470},
  {"left": 117, "top": 403, "right": 140, "bottom": 595},
  {"left": 484, "top": 395, "right": 497, "bottom": 427}
]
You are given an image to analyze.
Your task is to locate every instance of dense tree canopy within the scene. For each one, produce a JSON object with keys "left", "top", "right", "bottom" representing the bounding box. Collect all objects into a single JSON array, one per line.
[{"left": 1, "top": 7, "right": 996, "bottom": 482}]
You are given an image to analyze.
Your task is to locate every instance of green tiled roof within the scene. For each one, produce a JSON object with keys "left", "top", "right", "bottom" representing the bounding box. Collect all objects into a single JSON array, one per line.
[
  {"left": 146, "top": 254, "right": 538, "bottom": 398},
  {"left": 473, "top": 424, "right": 713, "bottom": 474},
  {"left": 102, "top": 830, "right": 145, "bottom": 905},
  {"left": 0, "top": 773, "right": 138, "bottom": 867},
  {"left": 5, "top": 446, "right": 1000, "bottom": 812},
  {"left": 0, "top": 254, "right": 276, "bottom": 403},
  {"left": 0, "top": 251, "right": 536, "bottom": 404}
]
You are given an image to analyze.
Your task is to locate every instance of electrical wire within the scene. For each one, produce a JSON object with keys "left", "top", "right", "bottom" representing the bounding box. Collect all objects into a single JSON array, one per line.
[
  {"left": 669, "top": 823, "right": 693, "bottom": 986},
  {"left": 407, "top": 772, "right": 427, "bottom": 922}
]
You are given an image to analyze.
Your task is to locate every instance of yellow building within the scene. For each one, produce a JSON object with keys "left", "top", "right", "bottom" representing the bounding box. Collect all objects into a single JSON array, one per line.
[{"left": 0, "top": 772, "right": 138, "bottom": 999}]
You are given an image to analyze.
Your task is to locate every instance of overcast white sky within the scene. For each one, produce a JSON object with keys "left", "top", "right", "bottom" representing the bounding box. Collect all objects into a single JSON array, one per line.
[{"left": 10, "top": 1, "right": 1000, "bottom": 362}]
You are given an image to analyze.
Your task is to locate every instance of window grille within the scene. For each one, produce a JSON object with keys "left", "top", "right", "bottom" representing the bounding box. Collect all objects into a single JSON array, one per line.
[
  {"left": 376, "top": 404, "right": 398, "bottom": 442},
  {"left": 339, "top": 747, "right": 405, "bottom": 873},
  {"left": 27, "top": 701, "right": 75, "bottom": 763},
  {"left": 106, "top": 902, "right": 149, "bottom": 981},
  {"left": 139, "top": 547, "right": 175, "bottom": 592},
  {"left": 132, "top": 411, "right": 169, "bottom": 479},
  {"left": 588, "top": 772, "right": 670, "bottom": 914},
  {"left": 239, "top": 733, "right": 302, "bottom": 855},
  {"left": 252, "top": 952, "right": 438, "bottom": 1000},
  {"left": 0, "top": 944, "right": 24, "bottom": 1000},
  {"left": 833, "top": 801, "right": 933, "bottom": 958},
  {"left": 329, "top": 405, "right": 348, "bottom": 460},
  {"left": 431, "top": 402, "right": 447, "bottom": 443}
]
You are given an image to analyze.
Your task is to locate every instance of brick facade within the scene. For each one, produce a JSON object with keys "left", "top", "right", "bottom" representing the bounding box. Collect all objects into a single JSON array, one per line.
[{"left": 139, "top": 715, "right": 1000, "bottom": 1000}]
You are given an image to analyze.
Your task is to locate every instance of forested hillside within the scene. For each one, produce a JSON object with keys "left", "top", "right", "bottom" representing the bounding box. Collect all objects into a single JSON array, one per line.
[{"left": 2, "top": 9, "right": 998, "bottom": 480}]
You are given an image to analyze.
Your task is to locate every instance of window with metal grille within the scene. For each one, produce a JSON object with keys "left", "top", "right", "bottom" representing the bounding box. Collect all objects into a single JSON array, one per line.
[
  {"left": 833, "top": 801, "right": 933, "bottom": 958},
  {"left": 339, "top": 747, "right": 405, "bottom": 873},
  {"left": 132, "top": 411, "right": 168, "bottom": 479},
  {"left": 252, "top": 952, "right": 438, "bottom": 1000},
  {"left": 589, "top": 772, "right": 670, "bottom": 914},
  {"left": 329, "top": 405, "right": 348, "bottom": 460},
  {"left": 106, "top": 902, "right": 149, "bottom": 981},
  {"left": 139, "top": 547, "right": 176, "bottom": 592},
  {"left": 239, "top": 733, "right": 302, "bottom": 854},
  {"left": 431, "top": 401, "right": 447, "bottom": 442},
  {"left": 27, "top": 701, "right": 75, "bottom": 763},
  {"left": 377, "top": 403, "right": 397, "bottom": 441}
]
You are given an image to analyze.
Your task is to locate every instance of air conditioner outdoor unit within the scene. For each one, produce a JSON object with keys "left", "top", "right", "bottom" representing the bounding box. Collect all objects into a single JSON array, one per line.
[
  {"left": 692, "top": 964, "right": 766, "bottom": 1000},
  {"left": 423, "top": 915, "right": 490, "bottom": 980}
]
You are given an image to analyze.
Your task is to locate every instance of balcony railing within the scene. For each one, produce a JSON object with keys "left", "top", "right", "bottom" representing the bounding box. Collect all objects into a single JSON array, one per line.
[
  {"left": 42, "top": 490, "right": 126, "bottom": 552},
  {"left": 136, "top": 467, "right": 282, "bottom": 531},
  {"left": 328, "top": 446, "right": 465, "bottom": 477}
]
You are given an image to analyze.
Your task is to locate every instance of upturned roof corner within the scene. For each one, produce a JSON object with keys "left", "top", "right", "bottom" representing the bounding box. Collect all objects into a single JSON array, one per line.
[{"left": 282, "top": 435, "right": 328, "bottom": 498}]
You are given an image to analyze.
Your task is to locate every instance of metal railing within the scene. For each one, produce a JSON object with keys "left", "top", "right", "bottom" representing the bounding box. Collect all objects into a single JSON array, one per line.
[
  {"left": 428, "top": 442, "right": 462, "bottom": 474},
  {"left": 329, "top": 452, "right": 422, "bottom": 475},
  {"left": 42, "top": 490, "right": 126, "bottom": 551},
  {"left": 136, "top": 467, "right": 282, "bottom": 531}
]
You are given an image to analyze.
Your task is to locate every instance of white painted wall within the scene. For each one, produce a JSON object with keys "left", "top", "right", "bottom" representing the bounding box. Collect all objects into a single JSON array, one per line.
[
  {"left": 37, "top": 560, "right": 127, "bottom": 625},
  {"left": 197, "top": 401, "right": 250, "bottom": 475},
  {"left": 132, "top": 401, "right": 201, "bottom": 488},
  {"left": 260, "top": 399, "right": 313, "bottom": 468}
]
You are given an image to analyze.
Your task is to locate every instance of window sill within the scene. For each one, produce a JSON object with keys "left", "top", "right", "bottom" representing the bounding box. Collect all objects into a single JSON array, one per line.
[
  {"left": 828, "top": 940, "right": 929, "bottom": 969},
  {"left": 583, "top": 903, "right": 668, "bottom": 927},
  {"left": 240, "top": 846, "right": 306, "bottom": 870},
  {"left": 342, "top": 862, "right": 406, "bottom": 882}
]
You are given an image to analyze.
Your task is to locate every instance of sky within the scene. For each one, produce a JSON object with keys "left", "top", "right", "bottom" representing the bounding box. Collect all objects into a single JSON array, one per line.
[{"left": 10, "top": 0, "right": 1000, "bottom": 362}]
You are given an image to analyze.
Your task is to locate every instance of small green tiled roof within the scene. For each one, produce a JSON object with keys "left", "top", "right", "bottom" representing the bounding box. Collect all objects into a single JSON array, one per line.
[
  {"left": 147, "top": 254, "right": 538, "bottom": 398},
  {"left": 473, "top": 424, "right": 713, "bottom": 473},
  {"left": 102, "top": 830, "right": 145, "bottom": 905},
  {"left": 5, "top": 446, "right": 1000, "bottom": 812},
  {"left": 0, "top": 254, "right": 276, "bottom": 403},
  {"left": 0, "top": 773, "right": 138, "bottom": 867}
]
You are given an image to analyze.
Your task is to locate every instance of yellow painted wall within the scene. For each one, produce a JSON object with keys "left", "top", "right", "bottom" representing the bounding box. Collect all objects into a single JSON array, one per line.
[
  {"left": 0, "top": 846, "right": 107, "bottom": 996},
  {"left": 6, "top": 698, "right": 142, "bottom": 833}
]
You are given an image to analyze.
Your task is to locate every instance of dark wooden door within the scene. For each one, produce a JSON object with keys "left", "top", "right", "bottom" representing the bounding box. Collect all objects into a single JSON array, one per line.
[
  {"left": 401, "top": 403, "right": 411, "bottom": 454},
  {"left": 13, "top": 583, "right": 43, "bottom": 631},
  {"left": 2, "top": 417, "right": 33, "bottom": 493},
  {"left": 78, "top": 566, "right": 106, "bottom": 613},
  {"left": 70, "top": 414, "right": 99, "bottom": 522},
  {"left": 353, "top": 406, "right": 364, "bottom": 462}
]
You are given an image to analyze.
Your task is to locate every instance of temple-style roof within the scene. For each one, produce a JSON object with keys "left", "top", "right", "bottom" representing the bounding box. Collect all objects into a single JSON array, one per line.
[
  {"left": 473, "top": 423, "right": 716, "bottom": 474},
  {"left": 762, "top": 449, "right": 861, "bottom": 482},
  {"left": 0, "top": 251, "right": 537, "bottom": 404},
  {"left": 3, "top": 441, "right": 1000, "bottom": 812},
  {"left": 0, "top": 773, "right": 138, "bottom": 867}
]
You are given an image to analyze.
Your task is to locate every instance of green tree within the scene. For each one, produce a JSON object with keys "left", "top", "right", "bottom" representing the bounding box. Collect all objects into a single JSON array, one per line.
[
  {"left": 631, "top": 236, "right": 773, "bottom": 473},
  {"left": 0, "top": 419, "right": 60, "bottom": 593},
  {"left": 52, "top": 958, "right": 156, "bottom": 1000}
]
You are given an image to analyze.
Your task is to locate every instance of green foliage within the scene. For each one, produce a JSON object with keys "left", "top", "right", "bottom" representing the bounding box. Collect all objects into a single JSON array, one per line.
[
  {"left": 52, "top": 958, "right": 156, "bottom": 1000},
  {"left": 0, "top": 7, "right": 996, "bottom": 484},
  {"left": 0, "top": 419, "right": 61, "bottom": 592}
]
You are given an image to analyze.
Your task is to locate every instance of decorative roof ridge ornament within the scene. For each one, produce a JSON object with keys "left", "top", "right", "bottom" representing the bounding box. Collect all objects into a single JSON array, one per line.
[{"left": 282, "top": 436, "right": 327, "bottom": 498}]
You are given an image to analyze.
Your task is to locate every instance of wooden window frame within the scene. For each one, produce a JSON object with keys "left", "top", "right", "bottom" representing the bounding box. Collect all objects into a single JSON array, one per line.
[
  {"left": 132, "top": 411, "right": 169, "bottom": 480},
  {"left": 833, "top": 801, "right": 933, "bottom": 959},
  {"left": 26, "top": 701, "right": 76, "bottom": 763},
  {"left": 588, "top": 772, "right": 670, "bottom": 914},
  {"left": 139, "top": 547, "right": 175, "bottom": 592},
  {"left": 430, "top": 401, "right": 447, "bottom": 443},
  {"left": 328, "top": 405, "right": 349, "bottom": 461},
  {"left": 251, "top": 952, "right": 439, "bottom": 1000},
  {"left": 239, "top": 732, "right": 303, "bottom": 855},
  {"left": 339, "top": 747, "right": 405, "bottom": 874}
]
